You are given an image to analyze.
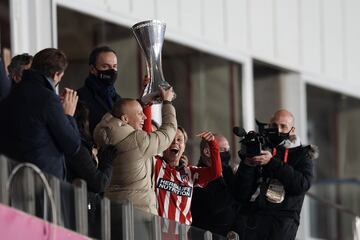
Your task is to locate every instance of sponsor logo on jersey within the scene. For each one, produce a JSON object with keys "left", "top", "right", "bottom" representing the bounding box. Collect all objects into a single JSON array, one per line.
[{"left": 157, "top": 178, "right": 192, "bottom": 197}]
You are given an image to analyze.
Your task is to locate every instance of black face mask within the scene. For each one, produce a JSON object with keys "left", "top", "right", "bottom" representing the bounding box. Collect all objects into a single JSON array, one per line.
[
  {"left": 268, "top": 127, "right": 293, "bottom": 147},
  {"left": 220, "top": 151, "right": 231, "bottom": 166},
  {"left": 96, "top": 68, "right": 118, "bottom": 85}
]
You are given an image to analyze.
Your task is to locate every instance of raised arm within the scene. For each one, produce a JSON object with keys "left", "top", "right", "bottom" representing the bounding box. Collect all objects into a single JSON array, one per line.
[{"left": 193, "top": 132, "right": 222, "bottom": 187}]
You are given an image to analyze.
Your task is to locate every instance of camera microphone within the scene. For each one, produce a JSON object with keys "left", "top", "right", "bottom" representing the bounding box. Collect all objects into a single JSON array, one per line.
[{"left": 233, "top": 127, "right": 247, "bottom": 137}]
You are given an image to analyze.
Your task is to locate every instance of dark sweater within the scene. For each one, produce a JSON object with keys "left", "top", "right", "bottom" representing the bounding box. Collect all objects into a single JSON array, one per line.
[
  {"left": 66, "top": 139, "right": 114, "bottom": 193},
  {"left": 78, "top": 75, "right": 121, "bottom": 135},
  {"left": 191, "top": 164, "right": 239, "bottom": 236}
]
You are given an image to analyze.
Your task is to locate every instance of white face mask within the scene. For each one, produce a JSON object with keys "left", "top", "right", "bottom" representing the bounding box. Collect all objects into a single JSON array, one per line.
[{"left": 283, "top": 136, "right": 301, "bottom": 148}]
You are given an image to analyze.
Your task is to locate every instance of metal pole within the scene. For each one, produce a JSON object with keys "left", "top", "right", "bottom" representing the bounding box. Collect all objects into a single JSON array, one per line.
[
  {"left": 49, "top": 177, "right": 63, "bottom": 227},
  {"left": 0, "top": 155, "right": 9, "bottom": 204},
  {"left": 23, "top": 167, "right": 36, "bottom": 215},
  {"left": 101, "top": 197, "right": 111, "bottom": 240},
  {"left": 151, "top": 215, "right": 161, "bottom": 240},
  {"left": 204, "top": 230, "right": 212, "bottom": 240},
  {"left": 178, "top": 224, "right": 187, "bottom": 240},
  {"left": 121, "top": 199, "right": 134, "bottom": 240},
  {"left": 227, "top": 231, "right": 240, "bottom": 240},
  {"left": 73, "top": 178, "right": 88, "bottom": 236}
]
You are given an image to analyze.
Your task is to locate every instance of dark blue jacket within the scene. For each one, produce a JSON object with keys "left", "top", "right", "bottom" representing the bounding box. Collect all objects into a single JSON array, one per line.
[{"left": 0, "top": 70, "right": 80, "bottom": 179}]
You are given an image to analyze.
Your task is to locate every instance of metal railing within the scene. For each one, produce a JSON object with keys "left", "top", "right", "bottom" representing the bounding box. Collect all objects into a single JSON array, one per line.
[
  {"left": 0, "top": 155, "right": 111, "bottom": 239},
  {"left": 0, "top": 155, "right": 237, "bottom": 240},
  {"left": 2, "top": 154, "right": 360, "bottom": 240}
]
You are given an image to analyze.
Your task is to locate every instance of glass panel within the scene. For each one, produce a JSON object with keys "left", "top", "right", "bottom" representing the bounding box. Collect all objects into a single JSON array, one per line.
[
  {"left": 59, "top": 179, "right": 76, "bottom": 230},
  {"left": 308, "top": 194, "right": 357, "bottom": 240},
  {"left": 212, "top": 233, "right": 228, "bottom": 240},
  {"left": 110, "top": 201, "right": 125, "bottom": 239},
  {"left": 163, "top": 47, "right": 242, "bottom": 164},
  {"left": 307, "top": 84, "right": 360, "bottom": 239},
  {"left": 188, "top": 226, "right": 207, "bottom": 239},
  {"left": 57, "top": 6, "right": 243, "bottom": 169},
  {"left": 133, "top": 207, "right": 228, "bottom": 240},
  {"left": 253, "top": 62, "right": 282, "bottom": 122},
  {"left": 189, "top": 53, "right": 232, "bottom": 163},
  {"left": 134, "top": 208, "right": 155, "bottom": 240}
]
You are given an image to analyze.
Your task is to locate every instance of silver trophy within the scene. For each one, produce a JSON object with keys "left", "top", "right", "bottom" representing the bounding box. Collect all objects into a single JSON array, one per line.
[{"left": 131, "top": 20, "right": 175, "bottom": 104}]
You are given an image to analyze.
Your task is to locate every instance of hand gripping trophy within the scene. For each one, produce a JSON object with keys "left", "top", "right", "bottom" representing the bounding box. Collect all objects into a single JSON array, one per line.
[{"left": 131, "top": 20, "right": 176, "bottom": 104}]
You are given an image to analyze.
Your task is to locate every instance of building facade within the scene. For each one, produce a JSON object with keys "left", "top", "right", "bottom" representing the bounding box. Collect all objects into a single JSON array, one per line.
[{"left": 2, "top": 0, "right": 360, "bottom": 239}]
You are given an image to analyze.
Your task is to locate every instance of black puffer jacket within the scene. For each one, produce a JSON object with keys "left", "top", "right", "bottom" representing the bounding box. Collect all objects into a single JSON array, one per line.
[
  {"left": 191, "top": 164, "right": 239, "bottom": 236},
  {"left": 233, "top": 144, "right": 317, "bottom": 223}
]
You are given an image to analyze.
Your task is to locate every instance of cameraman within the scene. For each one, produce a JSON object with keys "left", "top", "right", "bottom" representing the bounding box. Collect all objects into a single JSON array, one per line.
[{"left": 233, "top": 109, "right": 318, "bottom": 240}]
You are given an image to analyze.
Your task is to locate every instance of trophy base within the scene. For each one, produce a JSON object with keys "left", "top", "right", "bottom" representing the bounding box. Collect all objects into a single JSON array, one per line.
[{"left": 141, "top": 90, "right": 176, "bottom": 105}]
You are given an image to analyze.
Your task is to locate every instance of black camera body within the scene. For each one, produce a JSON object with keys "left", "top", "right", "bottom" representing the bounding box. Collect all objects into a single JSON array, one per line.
[
  {"left": 233, "top": 121, "right": 280, "bottom": 158},
  {"left": 238, "top": 130, "right": 266, "bottom": 157}
]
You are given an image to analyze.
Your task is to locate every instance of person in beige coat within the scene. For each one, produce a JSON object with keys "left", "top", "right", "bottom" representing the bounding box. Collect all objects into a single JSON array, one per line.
[{"left": 93, "top": 87, "right": 176, "bottom": 215}]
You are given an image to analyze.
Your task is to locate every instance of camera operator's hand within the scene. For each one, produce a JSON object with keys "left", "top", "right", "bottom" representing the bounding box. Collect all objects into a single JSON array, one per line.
[
  {"left": 250, "top": 150, "right": 272, "bottom": 166},
  {"left": 243, "top": 157, "right": 258, "bottom": 167}
]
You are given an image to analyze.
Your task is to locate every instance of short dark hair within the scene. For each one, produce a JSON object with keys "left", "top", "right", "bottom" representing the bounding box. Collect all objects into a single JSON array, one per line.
[
  {"left": 8, "top": 53, "right": 33, "bottom": 78},
  {"left": 31, "top": 48, "right": 68, "bottom": 78},
  {"left": 88, "top": 46, "right": 117, "bottom": 66},
  {"left": 112, "top": 98, "right": 136, "bottom": 118}
]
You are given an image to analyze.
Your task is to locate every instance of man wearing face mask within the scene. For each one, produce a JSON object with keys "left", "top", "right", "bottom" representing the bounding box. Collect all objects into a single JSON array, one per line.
[
  {"left": 78, "top": 46, "right": 121, "bottom": 135},
  {"left": 191, "top": 134, "right": 239, "bottom": 237},
  {"left": 233, "top": 109, "right": 318, "bottom": 240}
]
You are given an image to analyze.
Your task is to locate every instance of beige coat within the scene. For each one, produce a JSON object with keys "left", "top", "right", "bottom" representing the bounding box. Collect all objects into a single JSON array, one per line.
[{"left": 93, "top": 103, "right": 177, "bottom": 215}]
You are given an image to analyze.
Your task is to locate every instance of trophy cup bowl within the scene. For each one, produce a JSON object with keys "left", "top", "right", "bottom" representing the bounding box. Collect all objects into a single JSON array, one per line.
[{"left": 131, "top": 20, "right": 175, "bottom": 104}]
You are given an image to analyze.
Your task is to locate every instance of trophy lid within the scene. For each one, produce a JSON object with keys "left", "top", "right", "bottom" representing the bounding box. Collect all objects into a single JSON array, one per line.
[{"left": 131, "top": 20, "right": 166, "bottom": 31}]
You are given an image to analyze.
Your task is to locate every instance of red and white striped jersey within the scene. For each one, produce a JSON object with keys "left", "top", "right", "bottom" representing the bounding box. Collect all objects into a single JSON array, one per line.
[{"left": 154, "top": 140, "right": 222, "bottom": 225}]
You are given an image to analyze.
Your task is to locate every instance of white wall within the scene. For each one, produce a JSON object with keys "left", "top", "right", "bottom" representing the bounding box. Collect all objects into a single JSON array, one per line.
[
  {"left": 24, "top": 0, "right": 356, "bottom": 99},
  {"left": 10, "top": 0, "right": 54, "bottom": 55},
  {"left": 300, "top": 0, "right": 322, "bottom": 75},
  {"left": 12, "top": 0, "right": 360, "bottom": 95}
]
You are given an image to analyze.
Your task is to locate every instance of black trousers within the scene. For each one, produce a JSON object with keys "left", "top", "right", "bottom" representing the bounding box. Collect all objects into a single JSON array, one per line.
[{"left": 234, "top": 214, "right": 299, "bottom": 240}]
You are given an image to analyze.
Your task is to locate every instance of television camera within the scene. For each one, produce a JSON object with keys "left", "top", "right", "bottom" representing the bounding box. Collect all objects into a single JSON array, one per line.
[{"left": 233, "top": 120, "right": 289, "bottom": 158}]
